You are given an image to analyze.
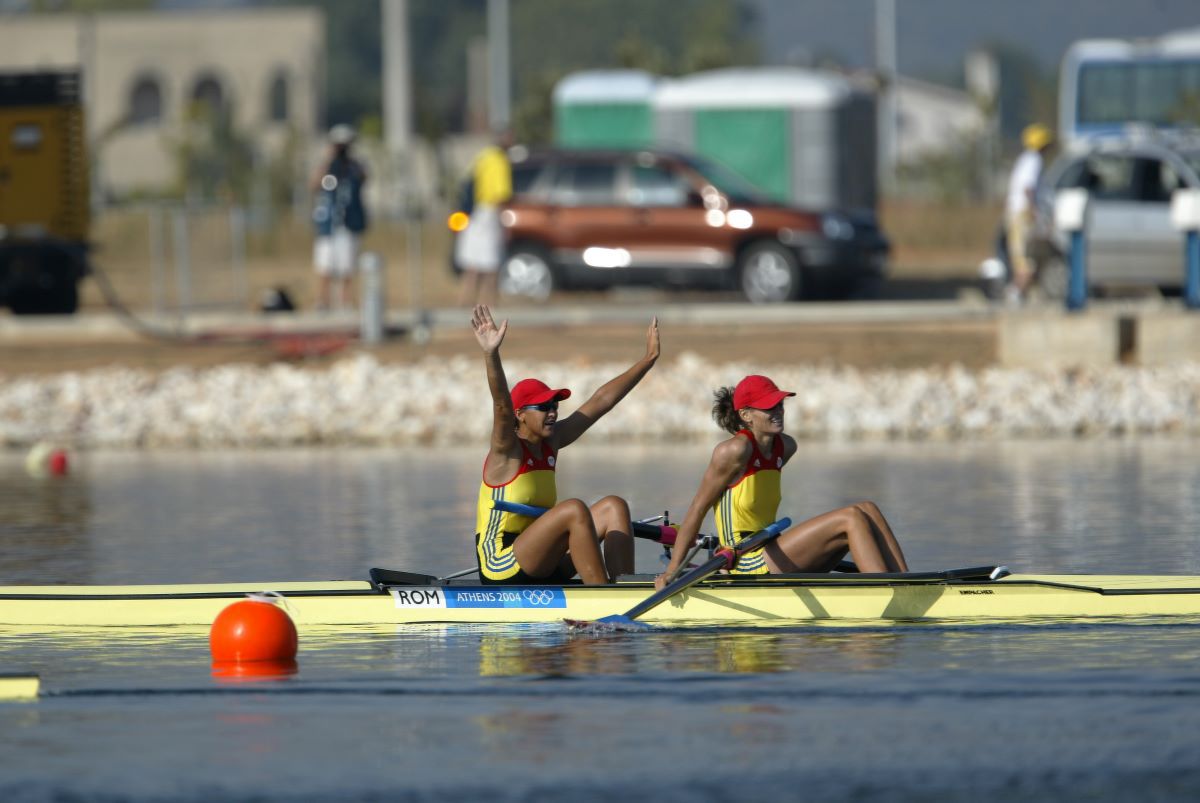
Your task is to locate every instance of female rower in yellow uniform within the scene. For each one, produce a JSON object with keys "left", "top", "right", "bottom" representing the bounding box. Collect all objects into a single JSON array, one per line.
[
  {"left": 657, "top": 374, "right": 907, "bottom": 589},
  {"left": 471, "top": 304, "right": 660, "bottom": 585}
]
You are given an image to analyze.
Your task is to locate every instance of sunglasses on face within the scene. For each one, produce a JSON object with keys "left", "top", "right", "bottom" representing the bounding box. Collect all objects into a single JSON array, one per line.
[{"left": 521, "top": 401, "right": 559, "bottom": 413}]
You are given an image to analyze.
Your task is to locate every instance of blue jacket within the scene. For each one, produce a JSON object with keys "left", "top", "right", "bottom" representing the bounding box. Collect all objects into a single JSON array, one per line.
[{"left": 313, "top": 156, "right": 368, "bottom": 235}]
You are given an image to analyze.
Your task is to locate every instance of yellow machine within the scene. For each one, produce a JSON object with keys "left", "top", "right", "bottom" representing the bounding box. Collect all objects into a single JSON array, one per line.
[{"left": 0, "top": 70, "right": 90, "bottom": 314}]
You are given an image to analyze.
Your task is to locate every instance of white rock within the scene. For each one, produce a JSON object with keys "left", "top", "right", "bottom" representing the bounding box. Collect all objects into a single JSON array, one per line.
[{"left": 2, "top": 356, "right": 1200, "bottom": 448}]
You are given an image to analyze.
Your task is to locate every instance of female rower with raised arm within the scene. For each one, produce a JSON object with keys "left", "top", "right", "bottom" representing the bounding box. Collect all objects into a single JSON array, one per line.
[
  {"left": 656, "top": 374, "right": 908, "bottom": 589},
  {"left": 471, "top": 304, "right": 660, "bottom": 585}
]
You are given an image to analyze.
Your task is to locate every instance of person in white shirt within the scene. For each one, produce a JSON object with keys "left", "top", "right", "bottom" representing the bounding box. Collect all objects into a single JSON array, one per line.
[{"left": 1005, "top": 124, "right": 1054, "bottom": 302}]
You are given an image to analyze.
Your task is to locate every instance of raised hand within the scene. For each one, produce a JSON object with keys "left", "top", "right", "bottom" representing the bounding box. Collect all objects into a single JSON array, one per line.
[
  {"left": 471, "top": 304, "right": 507, "bottom": 354},
  {"left": 644, "top": 316, "right": 660, "bottom": 364}
]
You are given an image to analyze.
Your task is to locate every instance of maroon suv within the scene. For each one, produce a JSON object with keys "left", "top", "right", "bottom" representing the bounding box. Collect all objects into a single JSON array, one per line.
[{"left": 453, "top": 148, "right": 889, "bottom": 303}]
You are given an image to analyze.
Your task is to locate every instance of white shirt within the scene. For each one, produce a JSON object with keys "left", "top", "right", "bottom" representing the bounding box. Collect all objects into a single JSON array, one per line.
[{"left": 1006, "top": 150, "right": 1043, "bottom": 218}]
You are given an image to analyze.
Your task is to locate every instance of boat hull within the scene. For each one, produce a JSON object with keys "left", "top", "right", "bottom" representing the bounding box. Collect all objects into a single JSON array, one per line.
[{"left": 3, "top": 574, "right": 1200, "bottom": 627}]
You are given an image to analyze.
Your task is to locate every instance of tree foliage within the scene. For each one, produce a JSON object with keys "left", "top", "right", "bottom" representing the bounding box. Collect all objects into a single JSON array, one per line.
[{"left": 170, "top": 99, "right": 256, "bottom": 203}]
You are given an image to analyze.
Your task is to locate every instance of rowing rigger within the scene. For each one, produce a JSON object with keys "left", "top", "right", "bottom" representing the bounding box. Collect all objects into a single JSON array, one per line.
[{"left": 4, "top": 567, "right": 1200, "bottom": 627}]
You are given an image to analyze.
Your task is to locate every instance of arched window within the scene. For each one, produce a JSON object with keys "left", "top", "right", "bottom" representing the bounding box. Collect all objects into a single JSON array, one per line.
[
  {"left": 190, "top": 73, "right": 227, "bottom": 121},
  {"left": 267, "top": 70, "right": 289, "bottom": 123},
  {"left": 128, "top": 75, "right": 162, "bottom": 125}
]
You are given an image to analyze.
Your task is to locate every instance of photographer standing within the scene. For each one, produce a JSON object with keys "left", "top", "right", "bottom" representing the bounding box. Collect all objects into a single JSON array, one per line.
[{"left": 310, "top": 124, "right": 369, "bottom": 310}]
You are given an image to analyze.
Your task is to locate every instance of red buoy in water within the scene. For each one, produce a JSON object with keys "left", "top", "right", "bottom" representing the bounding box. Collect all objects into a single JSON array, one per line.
[
  {"left": 209, "top": 595, "right": 298, "bottom": 663},
  {"left": 48, "top": 449, "right": 69, "bottom": 476}
]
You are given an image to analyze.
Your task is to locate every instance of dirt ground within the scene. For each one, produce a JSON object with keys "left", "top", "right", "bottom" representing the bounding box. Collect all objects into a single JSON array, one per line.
[{"left": 0, "top": 317, "right": 997, "bottom": 376}]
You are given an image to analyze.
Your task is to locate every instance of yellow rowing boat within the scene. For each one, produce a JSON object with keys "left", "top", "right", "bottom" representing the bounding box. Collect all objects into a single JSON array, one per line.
[{"left": 2, "top": 568, "right": 1200, "bottom": 627}]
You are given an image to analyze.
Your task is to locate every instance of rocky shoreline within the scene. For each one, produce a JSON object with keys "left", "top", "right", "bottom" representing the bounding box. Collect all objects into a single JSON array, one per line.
[{"left": 2, "top": 353, "right": 1199, "bottom": 448}]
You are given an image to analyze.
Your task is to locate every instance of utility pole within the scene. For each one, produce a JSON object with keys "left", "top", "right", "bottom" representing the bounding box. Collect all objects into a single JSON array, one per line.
[
  {"left": 380, "top": 0, "right": 422, "bottom": 327},
  {"left": 382, "top": 0, "right": 412, "bottom": 156},
  {"left": 487, "top": 0, "right": 510, "bottom": 131},
  {"left": 875, "top": 0, "right": 897, "bottom": 195}
]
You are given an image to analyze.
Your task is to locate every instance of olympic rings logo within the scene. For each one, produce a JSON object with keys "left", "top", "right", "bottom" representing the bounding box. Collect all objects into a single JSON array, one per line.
[{"left": 522, "top": 588, "right": 555, "bottom": 606}]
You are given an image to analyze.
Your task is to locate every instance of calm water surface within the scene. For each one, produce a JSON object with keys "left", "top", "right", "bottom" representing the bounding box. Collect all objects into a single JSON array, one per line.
[{"left": 2, "top": 440, "right": 1199, "bottom": 801}]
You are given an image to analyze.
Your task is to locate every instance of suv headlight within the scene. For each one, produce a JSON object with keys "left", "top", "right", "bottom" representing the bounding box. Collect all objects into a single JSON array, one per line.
[{"left": 821, "top": 213, "right": 855, "bottom": 240}]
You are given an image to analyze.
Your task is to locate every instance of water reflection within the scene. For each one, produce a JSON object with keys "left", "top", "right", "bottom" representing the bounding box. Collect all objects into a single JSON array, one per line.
[
  {"left": 468, "top": 627, "right": 910, "bottom": 677},
  {"left": 0, "top": 463, "right": 92, "bottom": 583},
  {"left": 478, "top": 632, "right": 637, "bottom": 677},
  {"left": 7, "top": 617, "right": 1199, "bottom": 691},
  {"left": 211, "top": 659, "right": 300, "bottom": 682}
]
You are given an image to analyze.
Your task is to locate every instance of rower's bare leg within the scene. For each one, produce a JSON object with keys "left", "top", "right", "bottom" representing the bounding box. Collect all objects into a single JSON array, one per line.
[
  {"left": 590, "top": 495, "right": 634, "bottom": 578},
  {"left": 853, "top": 500, "right": 908, "bottom": 571},
  {"left": 513, "top": 498, "right": 609, "bottom": 583},
  {"left": 763, "top": 506, "right": 890, "bottom": 573}
]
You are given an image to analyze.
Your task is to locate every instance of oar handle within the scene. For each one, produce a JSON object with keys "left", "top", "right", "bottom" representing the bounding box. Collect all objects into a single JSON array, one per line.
[
  {"left": 718, "top": 517, "right": 793, "bottom": 568},
  {"left": 490, "top": 500, "right": 550, "bottom": 518},
  {"left": 491, "top": 499, "right": 675, "bottom": 543}
]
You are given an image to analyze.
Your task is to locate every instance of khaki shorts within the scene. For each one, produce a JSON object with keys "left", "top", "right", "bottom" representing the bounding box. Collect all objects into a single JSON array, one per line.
[{"left": 1006, "top": 212, "right": 1034, "bottom": 284}]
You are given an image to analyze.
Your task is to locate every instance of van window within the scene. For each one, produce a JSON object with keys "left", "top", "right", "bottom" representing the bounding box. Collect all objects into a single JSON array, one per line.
[
  {"left": 1064, "top": 155, "right": 1137, "bottom": 201},
  {"left": 1139, "top": 157, "right": 1184, "bottom": 203},
  {"left": 549, "top": 163, "right": 617, "bottom": 206},
  {"left": 511, "top": 163, "right": 544, "bottom": 196},
  {"left": 629, "top": 164, "right": 689, "bottom": 207}
]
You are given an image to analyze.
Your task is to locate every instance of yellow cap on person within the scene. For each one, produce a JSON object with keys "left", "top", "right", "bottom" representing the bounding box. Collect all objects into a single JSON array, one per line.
[{"left": 1022, "top": 124, "right": 1053, "bottom": 150}]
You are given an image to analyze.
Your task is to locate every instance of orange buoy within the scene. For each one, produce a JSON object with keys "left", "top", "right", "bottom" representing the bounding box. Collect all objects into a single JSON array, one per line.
[
  {"left": 209, "top": 595, "right": 298, "bottom": 663},
  {"left": 48, "top": 449, "right": 69, "bottom": 476}
]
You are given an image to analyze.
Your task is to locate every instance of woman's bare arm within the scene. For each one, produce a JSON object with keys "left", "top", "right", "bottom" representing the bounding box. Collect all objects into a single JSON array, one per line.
[
  {"left": 471, "top": 305, "right": 518, "bottom": 460},
  {"left": 656, "top": 437, "right": 750, "bottom": 587},
  {"left": 553, "top": 318, "right": 660, "bottom": 448}
]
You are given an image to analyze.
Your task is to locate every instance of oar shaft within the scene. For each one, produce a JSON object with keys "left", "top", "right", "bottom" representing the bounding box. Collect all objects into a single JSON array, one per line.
[
  {"left": 623, "top": 553, "right": 728, "bottom": 620},
  {"left": 610, "top": 517, "right": 792, "bottom": 623}
]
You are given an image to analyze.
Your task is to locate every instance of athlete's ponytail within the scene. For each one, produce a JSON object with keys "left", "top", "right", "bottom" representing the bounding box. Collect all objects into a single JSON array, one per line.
[{"left": 711, "top": 386, "right": 742, "bottom": 434}]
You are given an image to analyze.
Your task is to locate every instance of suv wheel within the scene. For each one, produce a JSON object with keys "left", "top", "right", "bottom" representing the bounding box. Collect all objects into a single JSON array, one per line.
[
  {"left": 739, "top": 242, "right": 801, "bottom": 303},
  {"left": 500, "top": 246, "right": 555, "bottom": 301}
]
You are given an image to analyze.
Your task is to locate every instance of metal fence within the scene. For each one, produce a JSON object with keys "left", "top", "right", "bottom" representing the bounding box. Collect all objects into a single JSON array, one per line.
[{"left": 140, "top": 204, "right": 251, "bottom": 314}]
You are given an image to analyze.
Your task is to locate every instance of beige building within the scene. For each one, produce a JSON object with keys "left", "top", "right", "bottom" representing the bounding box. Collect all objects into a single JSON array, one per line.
[
  {"left": 0, "top": 8, "right": 324, "bottom": 197},
  {"left": 893, "top": 76, "right": 986, "bottom": 164}
]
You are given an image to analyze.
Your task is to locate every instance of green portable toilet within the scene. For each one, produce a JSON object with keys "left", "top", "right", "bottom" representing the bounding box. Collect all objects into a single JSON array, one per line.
[
  {"left": 553, "top": 70, "right": 658, "bottom": 149},
  {"left": 654, "top": 68, "right": 877, "bottom": 212}
]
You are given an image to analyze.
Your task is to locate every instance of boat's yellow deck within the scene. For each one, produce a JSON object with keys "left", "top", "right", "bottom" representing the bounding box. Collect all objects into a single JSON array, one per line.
[
  {"left": 1004, "top": 574, "right": 1200, "bottom": 590},
  {"left": 3, "top": 575, "right": 1200, "bottom": 599},
  {"left": 0, "top": 580, "right": 376, "bottom": 596}
]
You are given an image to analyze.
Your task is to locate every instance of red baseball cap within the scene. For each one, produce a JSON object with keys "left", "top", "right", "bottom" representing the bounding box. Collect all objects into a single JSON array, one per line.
[
  {"left": 511, "top": 378, "right": 571, "bottom": 409},
  {"left": 733, "top": 375, "right": 795, "bottom": 410}
]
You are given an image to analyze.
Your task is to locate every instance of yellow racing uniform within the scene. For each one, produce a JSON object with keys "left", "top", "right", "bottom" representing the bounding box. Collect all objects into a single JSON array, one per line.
[
  {"left": 714, "top": 430, "right": 785, "bottom": 575},
  {"left": 475, "top": 440, "right": 562, "bottom": 584}
]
